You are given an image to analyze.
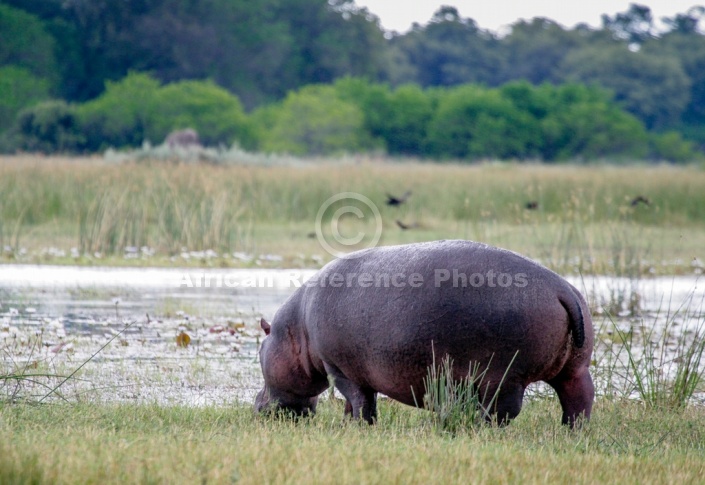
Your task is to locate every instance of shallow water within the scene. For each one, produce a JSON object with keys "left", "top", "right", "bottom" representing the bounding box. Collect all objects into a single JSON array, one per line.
[
  {"left": 1, "top": 265, "right": 703, "bottom": 406},
  {"left": 0, "top": 266, "right": 318, "bottom": 405}
]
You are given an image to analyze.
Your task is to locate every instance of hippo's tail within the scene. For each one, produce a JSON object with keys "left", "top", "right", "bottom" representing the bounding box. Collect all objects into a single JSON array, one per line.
[{"left": 559, "top": 290, "right": 585, "bottom": 348}]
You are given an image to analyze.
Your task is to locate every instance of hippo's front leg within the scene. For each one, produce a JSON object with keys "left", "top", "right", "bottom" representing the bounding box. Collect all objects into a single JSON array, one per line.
[{"left": 326, "top": 365, "right": 378, "bottom": 424}]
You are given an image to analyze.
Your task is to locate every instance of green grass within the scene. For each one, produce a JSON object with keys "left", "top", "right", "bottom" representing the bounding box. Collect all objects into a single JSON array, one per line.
[
  {"left": 1, "top": 156, "right": 704, "bottom": 274},
  {"left": 1, "top": 399, "right": 704, "bottom": 484}
]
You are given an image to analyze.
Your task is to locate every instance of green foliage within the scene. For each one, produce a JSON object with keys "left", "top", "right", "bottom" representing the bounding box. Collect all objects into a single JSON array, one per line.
[
  {"left": 649, "top": 132, "right": 698, "bottom": 163},
  {"left": 0, "top": 4, "right": 58, "bottom": 83},
  {"left": 334, "top": 78, "right": 434, "bottom": 155},
  {"left": 1, "top": 100, "right": 84, "bottom": 153},
  {"left": 539, "top": 84, "right": 649, "bottom": 161},
  {"left": 147, "top": 80, "right": 255, "bottom": 149},
  {"left": 3, "top": 2, "right": 705, "bottom": 159},
  {"left": 76, "top": 73, "right": 161, "bottom": 150},
  {"left": 643, "top": 32, "right": 705, "bottom": 127},
  {"left": 6, "top": 0, "right": 386, "bottom": 107},
  {"left": 380, "top": 84, "right": 435, "bottom": 155},
  {"left": 256, "top": 85, "right": 378, "bottom": 155},
  {"left": 0, "top": 66, "right": 50, "bottom": 133},
  {"left": 561, "top": 45, "right": 691, "bottom": 129},
  {"left": 388, "top": 6, "right": 503, "bottom": 88},
  {"left": 0, "top": 69, "right": 658, "bottom": 161},
  {"left": 501, "top": 19, "right": 596, "bottom": 84},
  {"left": 76, "top": 73, "right": 253, "bottom": 150},
  {"left": 426, "top": 85, "right": 540, "bottom": 160}
]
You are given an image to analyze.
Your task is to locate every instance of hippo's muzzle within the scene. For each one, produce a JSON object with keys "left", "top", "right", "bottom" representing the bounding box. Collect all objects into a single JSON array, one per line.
[{"left": 254, "top": 387, "right": 318, "bottom": 417}]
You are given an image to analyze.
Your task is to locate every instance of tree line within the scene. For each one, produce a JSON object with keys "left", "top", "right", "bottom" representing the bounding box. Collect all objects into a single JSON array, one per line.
[{"left": 1, "top": 1, "right": 704, "bottom": 161}]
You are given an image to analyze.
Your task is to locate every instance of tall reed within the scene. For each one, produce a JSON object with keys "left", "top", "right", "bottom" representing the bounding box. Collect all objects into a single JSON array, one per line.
[
  {"left": 609, "top": 290, "right": 705, "bottom": 408},
  {"left": 1, "top": 157, "right": 703, "bottom": 264}
]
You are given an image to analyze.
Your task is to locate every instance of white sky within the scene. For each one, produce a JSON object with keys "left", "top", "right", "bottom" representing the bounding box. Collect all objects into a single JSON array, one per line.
[{"left": 353, "top": 1, "right": 703, "bottom": 33}]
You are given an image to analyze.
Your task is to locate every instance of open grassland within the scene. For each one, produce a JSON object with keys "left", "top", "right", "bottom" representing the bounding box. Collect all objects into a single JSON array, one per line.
[
  {"left": 1, "top": 399, "right": 704, "bottom": 484},
  {"left": 0, "top": 155, "right": 704, "bottom": 274}
]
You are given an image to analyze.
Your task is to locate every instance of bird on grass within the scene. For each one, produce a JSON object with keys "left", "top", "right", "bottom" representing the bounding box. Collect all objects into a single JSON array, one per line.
[
  {"left": 525, "top": 201, "right": 539, "bottom": 210},
  {"left": 630, "top": 195, "right": 651, "bottom": 207},
  {"left": 386, "top": 190, "right": 412, "bottom": 207},
  {"left": 396, "top": 220, "right": 419, "bottom": 230}
]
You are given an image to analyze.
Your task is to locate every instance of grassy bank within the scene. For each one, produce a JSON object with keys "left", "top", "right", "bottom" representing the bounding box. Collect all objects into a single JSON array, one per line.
[
  {"left": 1, "top": 156, "right": 704, "bottom": 274},
  {"left": 1, "top": 399, "right": 704, "bottom": 484}
]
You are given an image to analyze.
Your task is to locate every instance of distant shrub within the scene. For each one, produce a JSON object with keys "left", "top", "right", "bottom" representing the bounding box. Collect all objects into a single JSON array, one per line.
[
  {"left": 426, "top": 85, "right": 540, "bottom": 160},
  {"left": 147, "top": 80, "right": 255, "bottom": 149},
  {"left": 76, "top": 72, "right": 161, "bottom": 150},
  {"left": 334, "top": 78, "right": 434, "bottom": 156},
  {"left": 649, "top": 131, "right": 699, "bottom": 163},
  {"left": 256, "top": 85, "right": 379, "bottom": 155},
  {"left": 539, "top": 84, "right": 650, "bottom": 161},
  {"left": 1, "top": 100, "right": 84, "bottom": 153},
  {"left": 76, "top": 73, "right": 253, "bottom": 151}
]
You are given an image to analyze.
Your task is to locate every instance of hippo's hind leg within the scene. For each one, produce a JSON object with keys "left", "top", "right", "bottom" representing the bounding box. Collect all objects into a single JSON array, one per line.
[
  {"left": 481, "top": 381, "right": 525, "bottom": 426},
  {"left": 326, "top": 366, "right": 377, "bottom": 424},
  {"left": 548, "top": 366, "right": 594, "bottom": 428}
]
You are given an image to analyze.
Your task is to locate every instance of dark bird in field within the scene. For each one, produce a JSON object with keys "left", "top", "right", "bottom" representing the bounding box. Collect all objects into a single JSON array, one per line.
[
  {"left": 630, "top": 195, "right": 651, "bottom": 207},
  {"left": 396, "top": 220, "right": 419, "bottom": 230},
  {"left": 386, "top": 190, "right": 412, "bottom": 207},
  {"left": 525, "top": 201, "right": 539, "bottom": 210}
]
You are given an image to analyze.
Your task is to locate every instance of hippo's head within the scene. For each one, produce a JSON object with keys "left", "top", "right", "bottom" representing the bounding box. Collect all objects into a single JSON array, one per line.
[{"left": 254, "top": 318, "right": 320, "bottom": 417}]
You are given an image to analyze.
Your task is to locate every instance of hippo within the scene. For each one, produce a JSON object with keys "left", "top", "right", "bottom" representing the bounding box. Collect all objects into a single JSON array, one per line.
[
  {"left": 255, "top": 240, "right": 594, "bottom": 428},
  {"left": 165, "top": 128, "right": 201, "bottom": 149}
]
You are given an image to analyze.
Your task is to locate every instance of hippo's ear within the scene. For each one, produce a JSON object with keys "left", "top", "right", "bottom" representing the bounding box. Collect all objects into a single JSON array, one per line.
[{"left": 260, "top": 318, "right": 271, "bottom": 336}]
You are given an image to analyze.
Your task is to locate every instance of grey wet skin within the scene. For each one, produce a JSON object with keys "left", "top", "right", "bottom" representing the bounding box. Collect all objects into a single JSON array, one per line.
[{"left": 255, "top": 240, "right": 594, "bottom": 428}]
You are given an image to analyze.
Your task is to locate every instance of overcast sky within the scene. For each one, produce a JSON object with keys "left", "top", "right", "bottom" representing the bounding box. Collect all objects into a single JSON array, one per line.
[{"left": 354, "top": 1, "right": 703, "bottom": 33}]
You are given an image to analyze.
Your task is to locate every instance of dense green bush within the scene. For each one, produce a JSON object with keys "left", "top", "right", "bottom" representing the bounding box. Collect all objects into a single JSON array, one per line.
[
  {"left": 75, "top": 73, "right": 160, "bottom": 150},
  {"left": 0, "top": 70, "right": 680, "bottom": 162},
  {"left": 334, "top": 78, "right": 435, "bottom": 155},
  {"left": 426, "top": 85, "right": 539, "bottom": 159},
  {"left": 147, "top": 80, "right": 255, "bottom": 149},
  {"left": 1, "top": 100, "right": 84, "bottom": 153},
  {"left": 649, "top": 131, "right": 699, "bottom": 163},
  {"left": 537, "top": 84, "right": 649, "bottom": 161},
  {"left": 75, "top": 73, "right": 254, "bottom": 151},
  {"left": 255, "top": 85, "right": 379, "bottom": 155}
]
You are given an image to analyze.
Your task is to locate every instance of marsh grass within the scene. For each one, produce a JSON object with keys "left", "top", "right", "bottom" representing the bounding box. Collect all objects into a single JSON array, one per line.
[
  {"left": 0, "top": 319, "right": 135, "bottom": 404},
  {"left": 610, "top": 290, "right": 705, "bottom": 408},
  {"left": 1, "top": 156, "right": 704, "bottom": 274}
]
